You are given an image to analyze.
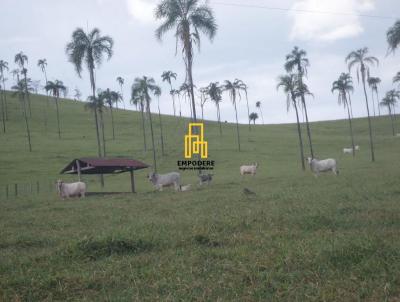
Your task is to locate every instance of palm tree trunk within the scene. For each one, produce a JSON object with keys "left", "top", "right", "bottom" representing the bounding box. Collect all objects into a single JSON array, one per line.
[
  {"left": 146, "top": 96, "right": 157, "bottom": 172},
  {"left": 20, "top": 93, "right": 32, "bottom": 152},
  {"left": 216, "top": 103, "right": 222, "bottom": 136},
  {"left": 140, "top": 104, "right": 147, "bottom": 151},
  {"left": 389, "top": 106, "right": 395, "bottom": 136},
  {"left": 89, "top": 68, "right": 104, "bottom": 187},
  {"left": 1, "top": 90, "right": 6, "bottom": 133},
  {"left": 170, "top": 83, "right": 176, "bottom": 117},
  {"left": 370, "top": 88, "right": 376, "bottom": 117},
  {"left": 376, "top": 90, "right": 381, "bottom": 116},
  {"left": 110, "top": 105, "right": 115, "bottom": 140},
  {"left": 2, "top": 78, "right": 8, "bottom": 121},
  {"left": 100, "top": 109, "right": 106, "bottom": 157},
  {"left": 347, "top": 92, "right": 354, "bottom": 119},
  {"left": 55, "top": 96, "right": 61, "bottom": 139},
  {"left": 201, "top": 104, "right": 204, "bottom": 121},
  {"left": 245, "top": 96, "right": 251, "bottom": 131},
  {"left": 157, "top": 97, "right": 165, "bottom": 156},
  {"left": 233, "top": 97, "right": 241, "bottom": 152},
  {"left": 301, "top": 97, "right": 314, "bottom": 158},
  {"left": 362, "top": 77, "right": 375, "bottom": 162},
  {"left": 346, "top": 103, "right": 355, "bottom": 157},
  {"left": 24, "top": 75, "right": 32, "bottom": 118},
  {"left": 259, "top": 108, "right": 264, "bottom": 124},
  {"left": 293, "top": 100, "right": 305, "bottom": 171}
]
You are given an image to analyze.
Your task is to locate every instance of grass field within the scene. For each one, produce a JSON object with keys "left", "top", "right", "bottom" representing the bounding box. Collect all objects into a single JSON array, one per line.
[{"left": 1, "top": 93, "right": 400, "bottom": 301}]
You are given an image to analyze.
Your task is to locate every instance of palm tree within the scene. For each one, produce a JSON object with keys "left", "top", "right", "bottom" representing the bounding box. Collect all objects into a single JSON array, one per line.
[
  {"left": 86, "top": 95, "right": 107, "bottom": 157},
  {"left": 256, "top": 101, "right": 264, "bottom": 124},
  {"left": 249, "top": 112, "right": 258, "bottom": 125},
  {"left": 73, "top": 88, "right": 82, "bottom": 101},
  {"left": 0, "top": 60, "right": 9, "bottom": 125},
  {"left": 199, "top": 87, "right": 208, "bottom": 121},
  {"left": 116, "top": 76, "right": 125, "bottom": 109},
  {"left": 131, "top": 86, "right": 147, "bottom": 151},
  {"left": 332, "top": 73, "right": 356, "bottom": 157},
  {"left": 387, "top": 20, "right": 400, "bottom": 55},
  {"left": 381, "top": 90, "right": 400, "bottom": 136},
  {"left": 285, "top": 46, "right": 314, "bottom": 158},
  {"left": 132, "top": 76, "right": 160, "bottom": 171},
  {"left": 15, "top": 52, "right": 32, "bottom": 118},
  {"left": 234, "top": 79, "right": 251, "bottom": 130},
  {"left": 99, "top": 88, "right": 120, "bottom": 140},
  {"left": 155, "top": 0, "right": 217, "bottom": 125},
  {"left": 11, "top": 69, "right": 19, "bottom": 83},
  {"left": 37, "top": 58, "right": 50, "bottom": 131},
  {"left": 207, "top": 82, "right": 222, "bottom": 135},
  {"left": 12, "top": 80, "right": 32, "bottom": 151},
  {"left": 346, "top": 47, "right": 379, "bottom": 162},
  {"left": 154, "top": 86, "right": 165, "bottom": 156},
  {"left": 277, "top": 74, "right": 305, "bottom": 170},
  {"left": 180, "top": 82, "right": 195, "bottom": 119},
  {"left": 170, "top": 89, "right": 181, "bottom": 117},
  {"left": 45, "top": 80, "right": 66, "bottom": 139},
  {"left": 161, "top": 71, "right": 177, "bottom": 116},
  {"left": 223, "top": 79, "right": 246, "bottom": 151},
  {"left": 367, "top": 77, "right": 381, "bottom": 116}
]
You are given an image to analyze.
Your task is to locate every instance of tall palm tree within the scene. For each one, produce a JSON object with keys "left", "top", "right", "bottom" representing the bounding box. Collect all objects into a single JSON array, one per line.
[
  {"left": 387, "top": 20, "right": 400, "bottom": 55},
  {"left": 132, "top": 76, "right": 160, "bottom": 171},
  {"left": 285, "top": 46, "right": 314, "bottom": 158},
  {"left": 235, "top": 79, "right": 251, "bottom": 130},
  {"left": 381, "top": 90, "right": 400, "bottom": 136},
  {"left": 340, "top": 73, "right": 355, "bottom": 118},
  {"left": 277, "top": 74, "right": 305, "bottom": 170},
  {"left": 256, "top": 101, "right": 264, "bottom": 124},
  {"left": 207, "top": 81, "right": 222, "bottom": 135},
  {"left": 12, "top": 80, "right": 32, "bottom": 151},
  {"left": 86, "top": 95, "right": 107, "bottom": 157},
  {"left": 367, "top": 76, "right": 381, "bottom": 116},
  {"left": 99, "top": 88, "right": 120, "bottom": 140},
  {"left": 66, "top": 27, "right": 113, "bottom": 187},
  {"left": 161, "top": 71, "right": 177, "bottom": 116},
  {"left": 45, "top": 80, "right": 66, "bottom": 139},
  {"left": 11, "top": 69, "right": 20, "bottom": 83},
  {"left": 223, "top": 79, "right": 246, "bottom": 151},
  {"left": 155, "top": 0, "right": 217, "bottom": 125},
  {"left": 180, "top": 82, "right": 195, "bottom": 119},
  {"left": 332, "top": 73, "right": 356, "bottom": 157},
  {"left": 154, "top": 86, "right": 165, "bottom": 156},
  {"left": 131, "top": 86, "right": 147, "bottom": 152},
  {"left": 249, "top": 112, "right": 258, "bottom": 125},
  {"left": 37, "top": 58, "right": 50, "bottom": 131},
  {"left": 346, "top": 47, "right": 379, "bottom": 162},
  {"left": 116, "top": 76, "right": 125, "bottom": 109},
  {"left": 0, "top": 60, "right": 9, "bottom": 124},
  {"left": 15, "top": 52, "right": 32, "bottom": 118},
  {"left": 73, "top": 88, "right": 82, "bottom": 101},
  {"left": 170, "top": 89, "right": 181, "bottom": 117}
]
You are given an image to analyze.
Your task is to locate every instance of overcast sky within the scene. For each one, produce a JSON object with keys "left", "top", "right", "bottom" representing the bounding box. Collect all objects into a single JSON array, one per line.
[{"left": 1, "top": 0, "right": 399, "bottom": 124}]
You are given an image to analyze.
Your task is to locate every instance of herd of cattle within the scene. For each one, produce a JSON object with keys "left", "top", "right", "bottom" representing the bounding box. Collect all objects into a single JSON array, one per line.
[{"left": 56, "top": 145, "right": 361, "bottom": 199}]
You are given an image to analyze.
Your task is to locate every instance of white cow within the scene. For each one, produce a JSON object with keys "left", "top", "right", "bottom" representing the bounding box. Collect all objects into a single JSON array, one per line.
[
  {"left": 148, "top": 172, "right": 181, "bottom": 191},
  {"left": 57, "top": 180, "right": 86, "bottom": 199},
  {"left": 343, "top": 145, "right": 360, "bottom": 154},
  {"left": 240, "top": 163, "right": 259, "bottom": 176},
  {"left": 307, "top": 157, "right": 338, "bottom": 177}
]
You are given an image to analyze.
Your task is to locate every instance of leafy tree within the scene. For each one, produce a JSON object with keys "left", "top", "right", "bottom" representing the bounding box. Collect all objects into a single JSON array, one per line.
[
  {"left": 15, "top": 52, "right": 32, "bottom": 118},
  {"left": 387, "top": 20, "right": 400, "bottom": 54},
  {"left": 249, "top": 112, "right": 258, "bottom": 124},
  {"left": 12, "top": 79, "right": 33, "bottom": 151},
  {"left": 66, "top": 27, "right": 113, "bottom": 187},
  {"left": 154, "top": 86, "right": 165, "bottom": 156},
  {"left": 285, "top": 46, "right": 314, "bottom": 158},
  {"left": 380, "top": 90, "right": 400, "bottom": 136},
  {"left": 45, "top": 80, "right": 66, "bottom": 139},
  {"left": 207, "top": 82, "right": 222, "bottom": 135},
  {"left": 223, "top": 79, "right": 246, "bottom": 151},
  {"left": 346, "top": 47, "right": 379, "bottom": 162},
  {"left": 155, "top": 0, "right": 217, "bottom": 124},
  {"left": 132, "top": 76, "right": 160, "bottom": 171},
  {"left": 161, "top": 71, "right": 177, "bottom": 116},
  {"left": 256, "top": 101, "right": 264, "bottom": 124},
  {"left": 277, "top": 74, "right": 305, "bottom": 170},
  {"left": 332, "top": 73, "right": 356, "bottom": 157},
  {"left": 116, "top": 76, "right": 125, "bottom": 109}
]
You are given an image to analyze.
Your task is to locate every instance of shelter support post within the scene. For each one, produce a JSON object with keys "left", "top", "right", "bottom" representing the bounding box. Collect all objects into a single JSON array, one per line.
[
  {"left": 130, "top": 170, "right": 135, "bottom": 193},
  {"left": 76, "top": 160, "right": 81, "bottom": 182}
]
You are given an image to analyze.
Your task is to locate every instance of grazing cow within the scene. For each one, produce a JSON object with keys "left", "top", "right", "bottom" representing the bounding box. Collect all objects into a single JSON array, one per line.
[
  {"left": 307, "top": 157, "right": 338, "bottom": 177},
  {"left": 198, "top": 173, "right": 213, "bottom": 185},
  {"left": 57, "top": 180, "right": 86, "bottom": 199},
  {"left": 240, "top": 163, "right": 259, "bottom": 176},
  {"left": 148, "top": 172, "right": 181, "bottom": 191},
  {"left": 355, "top": 145, "right": 360, "bottom": 151},
  {"left": 343, "top": 145, "right": 360, "bottom": 154},
  {"left": 180, "top": 184, "right": 192, "bottom": 192}
]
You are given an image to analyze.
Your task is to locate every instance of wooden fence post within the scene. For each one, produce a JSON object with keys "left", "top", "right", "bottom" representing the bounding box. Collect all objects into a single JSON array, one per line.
[{"left": 130, "top": 170, "right": 136, "bottom": 193}]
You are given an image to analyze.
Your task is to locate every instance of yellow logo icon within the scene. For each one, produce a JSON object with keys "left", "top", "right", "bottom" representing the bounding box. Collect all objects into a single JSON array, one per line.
[{"left": 184, "top": 123, "right": 208, "bottom": 159}]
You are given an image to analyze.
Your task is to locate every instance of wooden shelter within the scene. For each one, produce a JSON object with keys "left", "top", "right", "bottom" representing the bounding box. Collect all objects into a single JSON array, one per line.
[{"left": 60, "top": 158, "right": 149, "bottom": 193}]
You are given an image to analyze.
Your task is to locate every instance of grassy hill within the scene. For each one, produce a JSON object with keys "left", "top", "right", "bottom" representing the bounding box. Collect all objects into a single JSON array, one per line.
[{"left": 1, "top": 93, "right": 400, "bottom": 301}]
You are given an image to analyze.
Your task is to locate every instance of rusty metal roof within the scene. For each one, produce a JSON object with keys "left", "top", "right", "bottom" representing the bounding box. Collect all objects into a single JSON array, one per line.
[{"left": 60, "top": 157, "right": 149, "bottom": 175}]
